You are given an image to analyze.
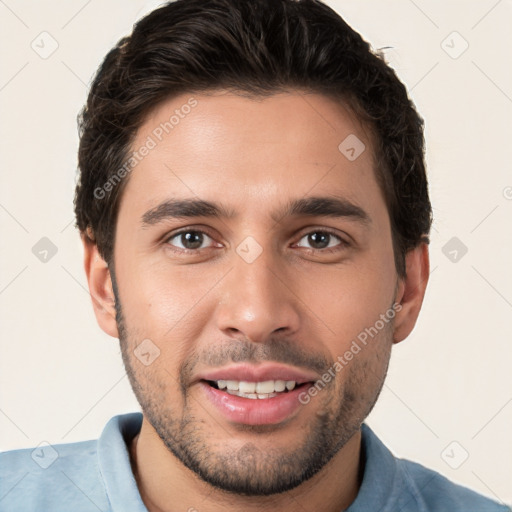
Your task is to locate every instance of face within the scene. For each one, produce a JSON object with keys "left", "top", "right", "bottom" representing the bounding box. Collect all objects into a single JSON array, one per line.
[{"left": 108, "top": 91, "right": 403, "bottom": 495}]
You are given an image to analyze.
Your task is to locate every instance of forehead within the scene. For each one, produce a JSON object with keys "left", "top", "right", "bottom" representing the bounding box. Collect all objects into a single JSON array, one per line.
[{"left": 119, "top": 90, "right": 386, "bottom": 226}]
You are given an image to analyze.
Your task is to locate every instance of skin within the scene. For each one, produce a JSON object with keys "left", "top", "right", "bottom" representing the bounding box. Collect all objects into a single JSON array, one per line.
[{"left": 82, "top": 90, "right": 429, "bottom": 512}]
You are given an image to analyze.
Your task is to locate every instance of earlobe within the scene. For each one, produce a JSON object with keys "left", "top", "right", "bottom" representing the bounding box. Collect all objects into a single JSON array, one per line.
[
  {"left": 392, "top": 243, "right": 430, "bottom": 344},
  {"left": 81, "top": 233, "right": 119, "bottom": 339}
]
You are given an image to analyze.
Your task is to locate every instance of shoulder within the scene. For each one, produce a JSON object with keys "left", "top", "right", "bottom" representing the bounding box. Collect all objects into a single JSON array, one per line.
[
  {"left": 0, "top": 439, "right": 109, "bottom": 511},
  {"left": 396, "top": 457, "right": 510, "bottom": 512},
  {"left": 0, "top": 413, "right": 143, "bottom": 511},
  {"left": 356, "top": 424, "right": 510, "bottom": 512}
]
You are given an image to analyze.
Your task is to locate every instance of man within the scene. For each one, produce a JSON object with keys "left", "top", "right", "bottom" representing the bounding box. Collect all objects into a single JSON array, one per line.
[{"left": 0, "top": 0, "right": 508, "bottom": 510}]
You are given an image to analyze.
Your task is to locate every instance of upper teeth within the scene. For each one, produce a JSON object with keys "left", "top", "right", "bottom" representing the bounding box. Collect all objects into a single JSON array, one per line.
[{"left": 217, "top": 380, "right": 297, "bottom": 393}]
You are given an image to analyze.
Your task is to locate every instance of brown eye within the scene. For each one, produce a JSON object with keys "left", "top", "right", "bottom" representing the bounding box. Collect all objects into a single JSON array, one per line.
[
  {"left": 166, "top": 230, "right": 212, "bottom": 251},
  {"left": 296, "top": 230, "right": 346, "bottom": 251}
]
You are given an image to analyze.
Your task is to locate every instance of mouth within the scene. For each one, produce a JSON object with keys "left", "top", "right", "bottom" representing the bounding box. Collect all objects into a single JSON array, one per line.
[{"left": 195, "top": 363, "right": 319, "bottom": 425}]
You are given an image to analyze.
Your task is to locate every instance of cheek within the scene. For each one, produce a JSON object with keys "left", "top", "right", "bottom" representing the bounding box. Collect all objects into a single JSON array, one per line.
[
  {"left": 335, "top": 315, "right": 394, "bottom": 397},
  {"left": 119, "top": 258, "right": 186, "bottom": 317},
  {"left": 297, "top": 254, "right": 396, "bottom": 349},
  {"left": 118, "top": 261, "right": 225, "bottom": 360}
]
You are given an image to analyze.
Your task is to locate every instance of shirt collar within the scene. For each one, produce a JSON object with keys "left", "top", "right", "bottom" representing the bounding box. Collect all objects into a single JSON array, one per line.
[
  {"left": 97, "top": 412, "right": 147, "bottom": 511},
  {"left": 345, "top": 423, "right": 399, "bottom": 511}
]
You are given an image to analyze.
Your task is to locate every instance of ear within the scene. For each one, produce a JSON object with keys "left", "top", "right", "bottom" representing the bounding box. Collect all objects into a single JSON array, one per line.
[
  {"left": 81, "top": 232, "right": 119, "bottom": 339},
  {"left": 392, "top": 242, "right": 430, "bottom": 344}
]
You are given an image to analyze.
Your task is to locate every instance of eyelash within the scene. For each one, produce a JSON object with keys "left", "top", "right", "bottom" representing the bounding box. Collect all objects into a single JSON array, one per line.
[{"left": 163, "top": 227, "right": 350, "bottom": 255}]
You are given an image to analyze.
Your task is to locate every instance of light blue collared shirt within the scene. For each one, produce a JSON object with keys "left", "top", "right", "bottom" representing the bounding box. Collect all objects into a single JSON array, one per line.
[{"left": 0, "top": 413, "right": 509, "bottom": 511}]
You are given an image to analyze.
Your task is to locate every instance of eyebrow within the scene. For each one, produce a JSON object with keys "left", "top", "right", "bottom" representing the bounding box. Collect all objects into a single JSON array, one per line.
[{"left": 140, "top": 196, "right": 371, "bottom": 228}]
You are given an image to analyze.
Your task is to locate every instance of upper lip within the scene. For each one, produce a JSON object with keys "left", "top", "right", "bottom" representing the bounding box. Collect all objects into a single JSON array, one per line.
[{"left": 196, "top": 363, "right": 319, "bottom": 385}]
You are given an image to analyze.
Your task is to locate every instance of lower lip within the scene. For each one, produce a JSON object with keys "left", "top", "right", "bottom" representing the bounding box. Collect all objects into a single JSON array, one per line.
[{"left": 199, "top": 381, "right": 310, "bottom": 425}]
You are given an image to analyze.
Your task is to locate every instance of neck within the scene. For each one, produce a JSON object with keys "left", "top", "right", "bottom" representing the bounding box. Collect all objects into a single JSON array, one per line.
[{"left": 129, "top": 417, "right": 363, "bottom": 512}]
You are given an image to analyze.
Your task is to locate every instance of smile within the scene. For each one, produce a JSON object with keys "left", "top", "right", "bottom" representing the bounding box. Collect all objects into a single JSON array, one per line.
[{"left": 205, "top": 379, "right": 299, "bottom": 399}]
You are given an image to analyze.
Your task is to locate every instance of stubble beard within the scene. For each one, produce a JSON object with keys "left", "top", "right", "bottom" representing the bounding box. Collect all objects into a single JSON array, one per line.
[{"left": 112, "top": 269, "right": 393, "bottom": 496}]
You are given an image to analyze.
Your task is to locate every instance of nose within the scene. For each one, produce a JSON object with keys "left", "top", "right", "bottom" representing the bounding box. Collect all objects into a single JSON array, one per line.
[{"left": 215, "top": 245, "right": 302, "bottom": 343}]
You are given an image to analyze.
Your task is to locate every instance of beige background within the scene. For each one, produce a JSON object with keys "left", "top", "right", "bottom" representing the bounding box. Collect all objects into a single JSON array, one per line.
[{"left": 1, "top": 0, "right": 511, "bottom": 505}]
